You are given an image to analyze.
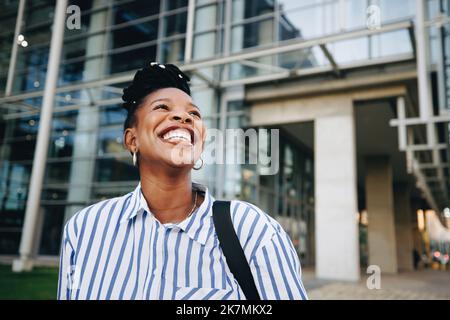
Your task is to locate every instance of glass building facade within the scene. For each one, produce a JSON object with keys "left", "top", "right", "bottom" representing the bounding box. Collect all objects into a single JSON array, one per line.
[{"left": 0, "top": 0, "right": 448, "bottom": 270}]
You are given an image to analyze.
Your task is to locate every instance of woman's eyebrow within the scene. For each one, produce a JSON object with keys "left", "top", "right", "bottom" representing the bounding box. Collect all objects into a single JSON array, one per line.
[
  {"left": 189, "top": 102, "right": 200, "bottom": 110},
  {"left": 150, "top": 98, "right": 199, "bottom": 110},
  {"left": 150, "top": 98, "right": 171, "bottom": 105}
]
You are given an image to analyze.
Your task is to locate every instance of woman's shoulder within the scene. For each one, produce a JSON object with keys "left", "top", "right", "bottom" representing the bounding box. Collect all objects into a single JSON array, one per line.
[{"left": 63, "top": 193, "right": 133, "bottom": 242}]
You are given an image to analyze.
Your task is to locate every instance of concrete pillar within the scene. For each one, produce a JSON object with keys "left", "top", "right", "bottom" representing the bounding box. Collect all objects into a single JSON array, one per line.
[
  {"left": 365, "top": 156, "right": 398, "bottom": 274},
  {"left": 13, "top": 0, "right": 68, "bottom": 272},
  {"left": 394, "top": 183, "right": 414, "bottom": 271},
  {"left": 64, "top": 0, "right": 110, "bottom": 223},
  {"left": 314, "top": 99, "right": 360, "bottom": 281}
]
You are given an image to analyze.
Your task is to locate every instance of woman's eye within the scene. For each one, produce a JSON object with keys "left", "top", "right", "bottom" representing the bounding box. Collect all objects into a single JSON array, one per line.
[
  {"left": 189, "top": 110, "right": 201, "bottom": 118},
  {"left": 154, "top": 104, "right": 169, "bottom": 110}
]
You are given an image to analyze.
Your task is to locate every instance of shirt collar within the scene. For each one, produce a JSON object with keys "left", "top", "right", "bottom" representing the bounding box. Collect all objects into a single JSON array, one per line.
[{"left": 120, "top": 181, "right": 215, "bottom": 246}]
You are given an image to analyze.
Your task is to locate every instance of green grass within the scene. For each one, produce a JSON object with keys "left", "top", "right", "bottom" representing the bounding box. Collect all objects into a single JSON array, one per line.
[{"left": 0, "top": 265, "right": 59, "bottom": 300}]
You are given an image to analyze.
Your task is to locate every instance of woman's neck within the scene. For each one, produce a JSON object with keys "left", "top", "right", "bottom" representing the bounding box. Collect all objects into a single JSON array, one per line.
[{"left": 139, "top": 163, "right": 196, "bottom": 224}]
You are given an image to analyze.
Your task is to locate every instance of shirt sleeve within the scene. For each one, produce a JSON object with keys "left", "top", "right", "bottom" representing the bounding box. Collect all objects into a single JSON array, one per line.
[
  {"left": 249, "top": 229, "right": 308, "bottom": 300},
  {"left": 57, "top": 221, "right": 76, "bottom": 300}
]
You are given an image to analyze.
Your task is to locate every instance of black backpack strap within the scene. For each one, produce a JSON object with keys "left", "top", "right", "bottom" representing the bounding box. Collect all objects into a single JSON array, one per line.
[{"left": 212, "top": 200, "right": 261, "bottom": 300}]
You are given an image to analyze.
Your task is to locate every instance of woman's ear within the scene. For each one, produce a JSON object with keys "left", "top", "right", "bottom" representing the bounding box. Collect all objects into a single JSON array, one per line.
[{"left": 124, "top": 127, "right": 138, "bottom": 152}]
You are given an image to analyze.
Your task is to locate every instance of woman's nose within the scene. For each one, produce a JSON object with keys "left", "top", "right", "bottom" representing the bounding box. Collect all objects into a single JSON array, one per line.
[{"left": 171, "top": 112, "right": 192, "bottom": 124}]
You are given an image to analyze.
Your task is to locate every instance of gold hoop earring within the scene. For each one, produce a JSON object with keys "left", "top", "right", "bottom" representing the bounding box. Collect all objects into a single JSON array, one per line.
[
  {"left": 193, "top": 157, "right": 203, "bottom": 170},
  {"left": 132, "top": 151, "right": 138, "bottom": 167}
]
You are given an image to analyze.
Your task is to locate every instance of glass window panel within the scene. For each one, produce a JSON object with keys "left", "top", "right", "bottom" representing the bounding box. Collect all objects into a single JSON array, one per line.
[
  {"left": 48, "top": 133, "right": 74, "bottom": 158},
  {"left": 232, "top": 0, "right": 275, "bottom": 23},
  {"left": 278, "top": 0, "right": 320, "bottom": 12},
  {"left": 228, "top": 57, "right": 275, "bottom": 80},
  {"left": 330, "top": 37, "right": 369, "bottom": 64},
  {"left": 163, "top": 11, "right": 188, "bottom": 37},
  {"left": 0, "top": 14, "right": 17, "bottom": 33},
  {"left": 91, "top": 183, "right": 137, "bottom": 201},
  {"left": 114, "top": 0, "right": 160, "bottom": 22},
  {"left": 99, "top": 105, "right": 127, "bottom": 126},
  {"left": 282, "top": 45, "right": 329, "bottom": 69},
  {"left": 166, "top": 0, "right": 188, "bottom": 11},
  {"left": 0, "top": 163, "right": 31, "bottom": 204},
  {"left": 22, "top": 24, "right": 52, "bottom": 49},
  {"left": 342, "top": 0, "right": 367, "bottom": 30},
  {"left": 370, "top": 30, "right": 412, "bottom": 58},
  {"left": 231, "top": 18, "right": 274, "bottom": 52},
  {"left": 38, "top": 206, "right": 65, "bottom": 255},
  {"left": 109, "top": 45, "right": 157, "bottom": 74},
  {"left": 63, "top": 37, "right": 87, "bottom": 60},
  {"left": 0, "top": 230, "right": 21, "bottom": 254},
  {"left": 196, "top": 0, "right": 221, "bottom": 5},
  {"left": 195, "top": 4, "right": 220, "bottom": 32},
  {"left": 98, "top": 127, "right": 124, "bottom": 156},
  {"left": 45, "top": 162, "right": 72, "bottom": 184},
  {"left": 94, "top": 157, "right": 139, "bottom": 182},
  {"left": 0, "top": 36, "right": 13, "bottom": 75},
  {"left": 191, "top": 88, "right": 218, "bottom": 117},
  {"left": 0, "top": 76, "right": 6, "bottom": 93},
  {"left": 193, "top": 31, "right": 221, "bottom": 59},
  {"left": 25, "top": 1, "right": 56, "bottom": 26},
  {"left": 280, "top": 2, "right": 338, "bottom": 40},
  {"left": 69, "top": 0, "right": 94, "bottom": 9},
  {"left": 379, "top": 0, "right": 415, "bottom": 22},
  {"left": 161, "top": 38, "right": 185, "bottom": 63},
  {"left": 60, "top": 58, "right": 87, "bottom": 84},
  {"left": 4, "top": 137, "right": 36, "bottom": 161},
  {"left": 112, "top": 20, "right": 159, "bottom": 49}
]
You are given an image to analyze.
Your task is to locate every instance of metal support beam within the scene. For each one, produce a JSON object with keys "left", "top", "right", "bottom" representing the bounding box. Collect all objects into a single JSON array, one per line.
[
  {"left": 239, "top": 59, "right": 288, "bottom": 74},
  {"left": 390, "top": 115, "right": 450, "bottom": 126},
  {"left": 319, "top": 44, "right": 341, "bottom": 77},
  {"left": 407, "top": 24, "right": 417, "bottom": 59},
  {"left": 191, "top": 70, "right": 220, "bottom": 89},
  {"left": 416, "top": 0, "right": 433, "bottom": 120},
  {"left": 12, "top": 0, "right": 68, "bottom": 272},
  {"left": 4, "top": 0, "right": 26, "bottom": 96},
  {"left": 184, "top": 0, "right": 195, "bottom": 63},
  {"left": 412, "top": 159, "right": 439, "bottom": 212},
  {"left": 397, "top": 96, "right": 407, "bottom": 150}
]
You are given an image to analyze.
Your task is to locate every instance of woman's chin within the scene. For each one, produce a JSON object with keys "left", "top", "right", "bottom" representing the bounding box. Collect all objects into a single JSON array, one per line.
[
  {"left": 166, "top": 161, "right": 194, "bottom": 171},
  {"left": 157, "top": 153, "right": 195, "bottom": 169}
]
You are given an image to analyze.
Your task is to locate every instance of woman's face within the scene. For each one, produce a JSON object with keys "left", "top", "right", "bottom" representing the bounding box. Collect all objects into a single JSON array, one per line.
[{"left": 125, "top": 87, "right": 206, "bottom": 170}]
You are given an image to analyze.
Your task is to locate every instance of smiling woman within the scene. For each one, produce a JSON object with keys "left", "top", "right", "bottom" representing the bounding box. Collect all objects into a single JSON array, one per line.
[{"left": 57, "top": 63, "right": 308, "bottom": 300}]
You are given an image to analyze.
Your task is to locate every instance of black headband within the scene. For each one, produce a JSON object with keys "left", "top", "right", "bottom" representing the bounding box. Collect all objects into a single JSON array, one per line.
[{"left": 122, "top": 62, "right": 191, "bottom": 112}]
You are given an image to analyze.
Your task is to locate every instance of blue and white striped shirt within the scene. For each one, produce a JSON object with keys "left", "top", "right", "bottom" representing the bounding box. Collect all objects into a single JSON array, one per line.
[{"left": 58, "top": 182, "right": 308, "bottom": 300}]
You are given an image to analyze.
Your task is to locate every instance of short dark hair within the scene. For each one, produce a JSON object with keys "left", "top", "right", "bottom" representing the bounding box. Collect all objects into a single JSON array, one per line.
[{"left": 122, "top": 62, "right": 191, "bottom": 131}]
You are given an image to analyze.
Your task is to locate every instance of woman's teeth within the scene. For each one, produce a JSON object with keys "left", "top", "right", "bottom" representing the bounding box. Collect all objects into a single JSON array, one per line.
[{"left": 162, "top": 128, "right": 192, "bottom": 144}]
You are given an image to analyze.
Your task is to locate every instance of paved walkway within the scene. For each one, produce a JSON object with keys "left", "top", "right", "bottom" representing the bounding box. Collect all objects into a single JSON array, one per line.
[{"left": 302, "top": 269, "right": 450, "bottom": 300}]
